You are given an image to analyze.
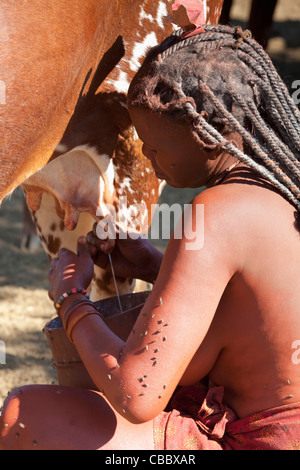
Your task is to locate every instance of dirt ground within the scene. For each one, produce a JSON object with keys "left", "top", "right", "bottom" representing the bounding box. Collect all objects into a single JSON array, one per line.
[{"left": 1, "top": 0, "right": 300, "bottom": 406}]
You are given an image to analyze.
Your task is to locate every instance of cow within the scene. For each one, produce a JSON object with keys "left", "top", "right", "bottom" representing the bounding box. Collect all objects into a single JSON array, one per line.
[
  {"left": 1, "top": 0, "right": 225, "bottom": 301},
  {"left": 23, "top": 88, "right": 163, "bottom": 300},
  {"left": 0, "top": 0, "right": 224, "bottom": 201}
]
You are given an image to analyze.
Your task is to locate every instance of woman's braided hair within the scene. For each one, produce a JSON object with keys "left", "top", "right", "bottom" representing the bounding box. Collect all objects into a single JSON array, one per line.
[{"left": 128, "top": 25, "right": 300, "bottom": 212}]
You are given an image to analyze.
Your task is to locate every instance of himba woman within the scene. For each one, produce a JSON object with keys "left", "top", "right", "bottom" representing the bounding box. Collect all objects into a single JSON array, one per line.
[{"left": 1, "top": 3, "right": 300, "bottom": 450}]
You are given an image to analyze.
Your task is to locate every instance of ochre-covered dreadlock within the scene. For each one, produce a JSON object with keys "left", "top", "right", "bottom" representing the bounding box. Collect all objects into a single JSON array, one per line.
[{"left": 128, "top": 25, "right": 300, "bottom": 212}]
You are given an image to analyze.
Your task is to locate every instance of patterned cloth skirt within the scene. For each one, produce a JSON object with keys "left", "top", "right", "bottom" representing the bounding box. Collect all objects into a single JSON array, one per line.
[{"left": 153, "top": 383, "right": 300, "bottom": 450}]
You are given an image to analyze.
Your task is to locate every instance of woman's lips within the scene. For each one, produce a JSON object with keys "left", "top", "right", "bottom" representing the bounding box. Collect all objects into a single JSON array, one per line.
[{"left": 155, "top": 172, "right": 166, "bottom": 179}]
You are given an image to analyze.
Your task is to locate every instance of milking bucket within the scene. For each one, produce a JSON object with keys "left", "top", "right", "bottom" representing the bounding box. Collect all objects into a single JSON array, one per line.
[{"left": 43, "top": 291, "right": 150, "bottom": 389}]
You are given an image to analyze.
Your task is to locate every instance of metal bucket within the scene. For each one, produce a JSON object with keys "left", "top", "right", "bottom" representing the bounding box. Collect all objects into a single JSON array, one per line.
[{"left": 43, "top": 291, "right": 150, "bottom": 389}]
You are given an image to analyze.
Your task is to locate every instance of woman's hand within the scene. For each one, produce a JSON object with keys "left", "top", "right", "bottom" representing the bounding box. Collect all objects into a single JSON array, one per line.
[
  {"left": 48, "top": 237, "right": 94, "bottom": 303},
  {"left": 86, "top": 223, "right": 163, "bottom": 284}
]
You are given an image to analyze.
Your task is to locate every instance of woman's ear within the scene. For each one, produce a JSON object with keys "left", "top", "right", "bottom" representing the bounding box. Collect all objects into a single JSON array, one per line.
[
  {"left": 190, "top": 128, "right": 216, "bottom": 155},
  {"left": 192, "top": 129, "right": 226, "bottom": 160},
  {"left": 224, "top": 131, "right": 244, "bottom": 153}
]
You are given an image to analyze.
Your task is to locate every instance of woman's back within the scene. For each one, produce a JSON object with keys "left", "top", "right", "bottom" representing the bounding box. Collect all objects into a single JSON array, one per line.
[{"left": 195, "top": 172, "right": 300, "bottom": 418}]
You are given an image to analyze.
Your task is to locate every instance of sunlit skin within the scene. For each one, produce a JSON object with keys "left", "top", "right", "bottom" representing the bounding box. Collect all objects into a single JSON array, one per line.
[{"left": 1, "top": 109, "right": 300, "bottom": 450}]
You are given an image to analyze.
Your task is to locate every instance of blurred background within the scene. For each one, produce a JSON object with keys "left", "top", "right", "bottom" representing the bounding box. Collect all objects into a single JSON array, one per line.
[{"left": 1, "top": 0, "right": 299, "bottom": 403}]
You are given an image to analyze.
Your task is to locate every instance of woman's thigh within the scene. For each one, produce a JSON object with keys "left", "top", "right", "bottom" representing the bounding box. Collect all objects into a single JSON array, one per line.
[{"left": 0, "top": 384, "right": 155, "bottom": 450}]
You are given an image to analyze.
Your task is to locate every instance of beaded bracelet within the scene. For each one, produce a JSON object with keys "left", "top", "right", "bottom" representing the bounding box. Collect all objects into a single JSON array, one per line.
[{"left": 55, "top": 288, "right": 90, "bottom": 311}]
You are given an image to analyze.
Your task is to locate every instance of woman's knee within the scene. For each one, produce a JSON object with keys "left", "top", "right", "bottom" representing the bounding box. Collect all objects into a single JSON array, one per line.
[
  {"left": 0, "top": 384, "right": 66, "bottom": 449},
  {"left": 0, "top": 386, "right": 31, "bottom": 450},
  {"left": 0, "top": 384, "right": 155, "bottom": 450},
  {"left": 1, "top": 384, "right": 118, "bottom": 449}
]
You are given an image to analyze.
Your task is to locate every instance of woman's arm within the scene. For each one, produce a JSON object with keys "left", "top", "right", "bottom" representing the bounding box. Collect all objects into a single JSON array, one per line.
[{"left": 50, "top": 192, "right": 239, "bottom": 424}]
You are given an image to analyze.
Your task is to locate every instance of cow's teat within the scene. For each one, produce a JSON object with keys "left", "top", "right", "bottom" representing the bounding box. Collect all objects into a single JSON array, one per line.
[{"left": 23, "top": 146, "right": 116, "bottom": 231}]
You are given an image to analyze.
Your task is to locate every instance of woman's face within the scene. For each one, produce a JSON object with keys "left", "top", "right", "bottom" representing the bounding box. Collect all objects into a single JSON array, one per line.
[{"left": 129, "top": 108, "right": 220, "bottom": 188}]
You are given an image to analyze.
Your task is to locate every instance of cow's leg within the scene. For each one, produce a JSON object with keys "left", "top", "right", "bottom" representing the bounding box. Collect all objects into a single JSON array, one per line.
[
  {"left": 0, "top": 385, "right": 154, "bottom": 450},
  {"left": 248, "top": 0, "right": 278, "bottom": 48},
  {"left": 219, "top": 0, "right": 234, "bottom": 25},
  {"left": 21, "top": 194, "right": 41, "bottom": 252}
]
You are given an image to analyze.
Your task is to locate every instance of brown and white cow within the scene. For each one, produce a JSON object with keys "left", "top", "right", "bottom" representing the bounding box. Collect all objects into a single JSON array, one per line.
[
  {"left": 1, "top": 0, "right": 224, "bottom": 300},
  {"left": 23, "top": 90, "right": 163, "bottom": 300},
  {"left": 0, "top": 0, "right": 224, "bottom": 201}
]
